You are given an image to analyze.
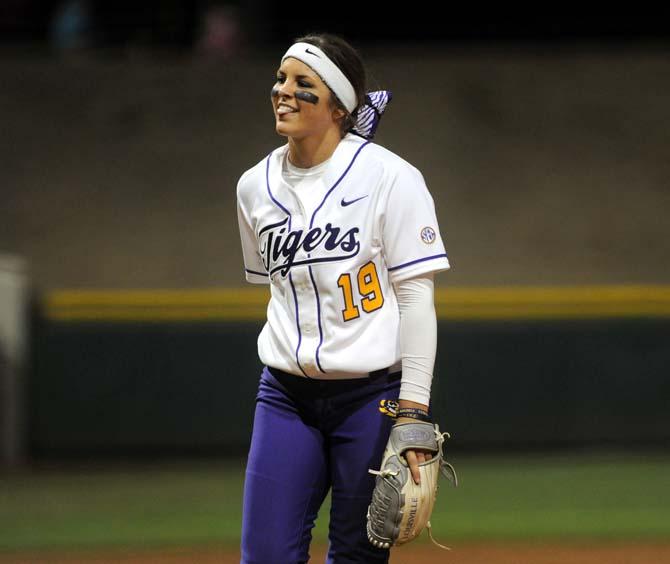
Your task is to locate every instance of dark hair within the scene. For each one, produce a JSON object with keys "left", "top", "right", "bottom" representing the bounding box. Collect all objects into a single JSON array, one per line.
[{"left": 294, "top": 32, "right": 366, "bottom": 137}]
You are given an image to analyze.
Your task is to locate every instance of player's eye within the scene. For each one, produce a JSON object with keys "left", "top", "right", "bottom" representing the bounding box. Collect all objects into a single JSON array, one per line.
[{"left": 275, "top": 75, "right": 312, "bottom": 88}]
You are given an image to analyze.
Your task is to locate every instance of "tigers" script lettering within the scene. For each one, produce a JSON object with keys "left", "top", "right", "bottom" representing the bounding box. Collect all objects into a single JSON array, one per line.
[{"left": 259, "top": 217, "right": 361, "bottom": 277}]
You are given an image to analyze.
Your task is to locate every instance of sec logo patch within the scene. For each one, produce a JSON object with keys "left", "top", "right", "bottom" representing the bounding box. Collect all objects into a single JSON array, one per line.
[{"left": 420, "top": 226, "right": 436, "bottom": 244}]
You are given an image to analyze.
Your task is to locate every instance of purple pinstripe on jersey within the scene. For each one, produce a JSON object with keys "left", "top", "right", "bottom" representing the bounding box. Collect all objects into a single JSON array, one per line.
[
  {"left": 389, "top": 253, "right": 449, "bottom": 272},
  {"left": 265, "top": 152, "right": 291, "bottom": 216},
  {"left": 308, "top": 265, "right": 326, "bottom": 373},
  {"left": 289, "top": 272, "right": 309, "bottom": 377}
]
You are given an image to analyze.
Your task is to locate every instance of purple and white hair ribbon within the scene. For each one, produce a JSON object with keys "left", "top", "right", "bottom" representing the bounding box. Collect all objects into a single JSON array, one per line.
[{"left": 350, "top": 90, "right": 393, "bottom": 140}]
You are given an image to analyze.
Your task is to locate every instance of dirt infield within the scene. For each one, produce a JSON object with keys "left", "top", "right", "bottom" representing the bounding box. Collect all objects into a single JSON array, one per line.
[{"left": 3, "top": 542, "right": 670, "bottom": 564}]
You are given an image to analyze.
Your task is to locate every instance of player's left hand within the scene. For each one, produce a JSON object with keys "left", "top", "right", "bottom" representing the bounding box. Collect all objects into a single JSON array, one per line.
[
  {"left": 395, "top": 416, "right": 433, "bottom": 485},
  {"left": 395, "top": 399, "right": 433, "bottom": 485}
]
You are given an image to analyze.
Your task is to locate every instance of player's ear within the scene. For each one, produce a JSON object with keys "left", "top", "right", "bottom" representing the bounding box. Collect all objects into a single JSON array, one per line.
[
  {"left": 328, "top": 93, "right": 348, "bottom": 123},
  {"left": 332, "top": 107, "right": 347, "bottom": 120}
]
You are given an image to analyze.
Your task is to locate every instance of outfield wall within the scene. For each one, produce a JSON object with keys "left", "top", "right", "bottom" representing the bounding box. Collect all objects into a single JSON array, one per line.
[{"left": 27, "top": 287, "right": 670, "bottom": 457}]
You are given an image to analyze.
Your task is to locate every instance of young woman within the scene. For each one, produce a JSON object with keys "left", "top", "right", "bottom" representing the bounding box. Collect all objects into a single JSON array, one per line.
[{"left": 236, "top": 32, "right": 451, "bottom": 564}]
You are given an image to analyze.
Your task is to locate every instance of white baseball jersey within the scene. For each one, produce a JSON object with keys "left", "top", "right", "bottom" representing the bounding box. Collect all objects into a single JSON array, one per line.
[{"left": 236, "top": 132, "right": 450, "bottom": 379}]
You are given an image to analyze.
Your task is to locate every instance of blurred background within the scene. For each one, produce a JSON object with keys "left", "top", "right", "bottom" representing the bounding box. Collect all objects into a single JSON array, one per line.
[{"left": 1, "top": 3, "right": 669, "bottom": 563}]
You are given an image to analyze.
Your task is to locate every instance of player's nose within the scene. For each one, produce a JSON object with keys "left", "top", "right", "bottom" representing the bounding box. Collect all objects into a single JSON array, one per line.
[
  {"left": 271, "top": 84, "right": 294, "bottom": 103},
  {"left": 277, "top": 84, "right": 294, "bottom": 98},
  {"left": 271, "top": 85, "right": 294, "bottom": 106}
]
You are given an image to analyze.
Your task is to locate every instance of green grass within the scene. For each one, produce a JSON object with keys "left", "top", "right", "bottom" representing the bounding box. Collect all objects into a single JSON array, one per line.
[
  {"left": 0, "top": 461, "right": 245, "bottom": 551},
  {"left": 428, "top": 451, "right": 670, "bottom": 541},
  {"left": 1, "top": 452, "right": 669, "bottom": 552}
]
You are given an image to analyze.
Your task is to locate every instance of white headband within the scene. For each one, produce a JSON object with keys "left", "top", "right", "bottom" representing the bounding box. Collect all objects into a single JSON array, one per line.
[{"left": 281, "top": 42, "right": 357, "bottom": 113}]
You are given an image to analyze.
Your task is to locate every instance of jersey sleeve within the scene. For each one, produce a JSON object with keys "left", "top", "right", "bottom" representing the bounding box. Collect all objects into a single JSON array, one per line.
[
  {"left": 381, "top": 163, "right": 450, "bottom": 284},
  {"left": 237, "top": 195, "right": 270, "bottom": 285}
]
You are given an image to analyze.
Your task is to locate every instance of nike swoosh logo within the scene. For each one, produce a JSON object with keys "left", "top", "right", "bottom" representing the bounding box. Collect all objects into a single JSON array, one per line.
[
  {"left": 305, "top": 48, "right": 321, "bottom": 58},
  {"left": 341, "top": 195, "right": 368, "bottom": 207}
]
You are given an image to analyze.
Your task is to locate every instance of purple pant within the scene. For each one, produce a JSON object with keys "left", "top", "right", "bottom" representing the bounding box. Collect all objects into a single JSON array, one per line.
[{"left": 240, "top": 365, "right": 402, "bottom": 564}]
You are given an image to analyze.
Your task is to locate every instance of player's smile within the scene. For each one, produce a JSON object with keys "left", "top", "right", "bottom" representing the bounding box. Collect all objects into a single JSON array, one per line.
[{"left": 277, "top": 103, "right": 298, "bottom": 117}]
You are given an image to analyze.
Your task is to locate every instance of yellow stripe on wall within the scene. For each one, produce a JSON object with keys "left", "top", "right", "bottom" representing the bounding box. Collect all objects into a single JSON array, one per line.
[
  {"left": 45, "top": 288, "right": 271, "bottom": 322},
  {"left": 44, "top": 286, "right": 670, "bottom": 322},
  {"left": 434, "top": 286, "right": 670, "bottom": 320}
]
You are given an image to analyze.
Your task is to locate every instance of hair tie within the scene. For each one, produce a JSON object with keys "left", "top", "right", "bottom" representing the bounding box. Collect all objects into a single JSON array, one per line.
[{"left": 350, "top": 90, "right": 393, "bottom": 140}]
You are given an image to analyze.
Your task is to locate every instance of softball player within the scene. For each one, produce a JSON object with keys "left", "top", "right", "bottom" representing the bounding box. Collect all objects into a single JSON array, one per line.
[{"left": 236, "top": 32, "right": 450, "bottom": 564}]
